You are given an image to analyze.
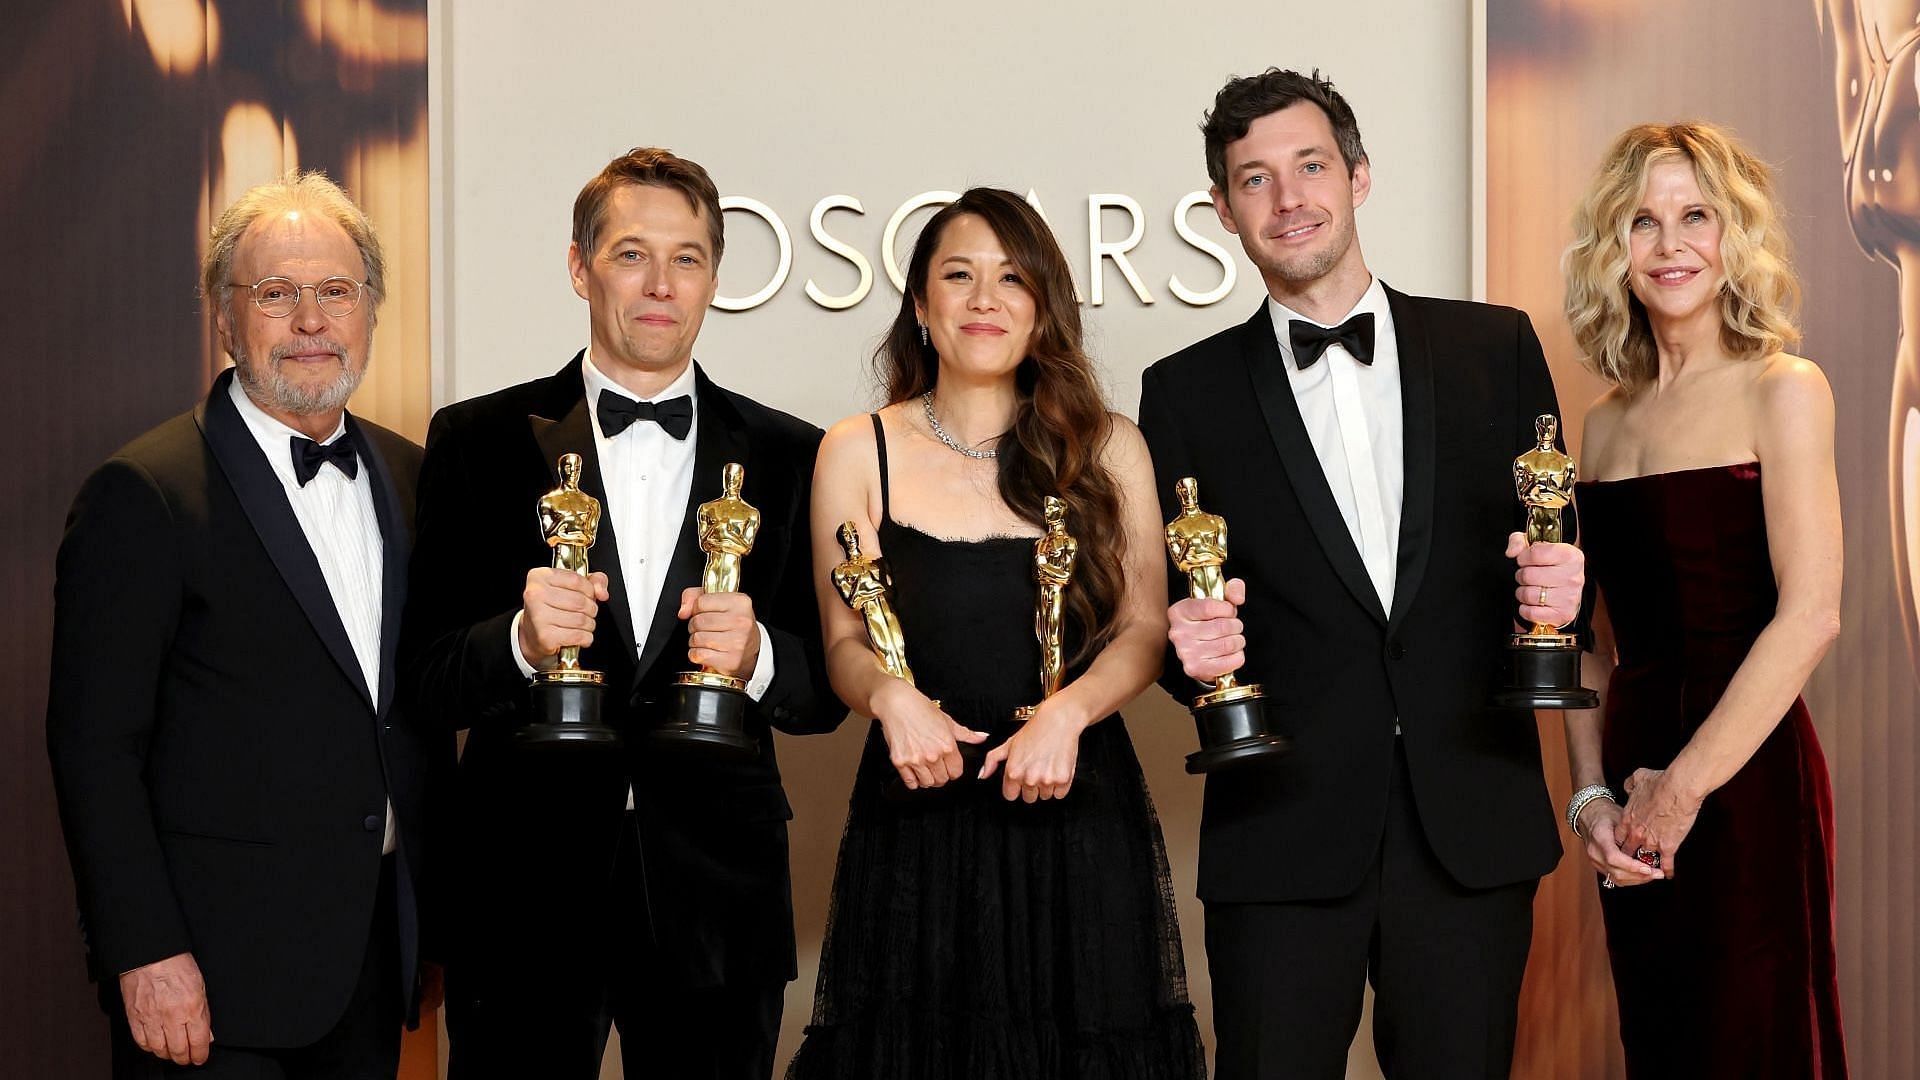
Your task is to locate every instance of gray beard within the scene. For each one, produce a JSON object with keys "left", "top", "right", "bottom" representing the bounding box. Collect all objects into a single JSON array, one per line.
[{"left": 233, "top": 338, "right": 368, "bottom": 416}]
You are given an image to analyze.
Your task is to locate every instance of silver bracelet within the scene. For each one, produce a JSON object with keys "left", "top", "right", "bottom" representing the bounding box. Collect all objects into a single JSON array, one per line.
[{"left": 1566, "top": 784, "right": 1617, "bottom": 840}]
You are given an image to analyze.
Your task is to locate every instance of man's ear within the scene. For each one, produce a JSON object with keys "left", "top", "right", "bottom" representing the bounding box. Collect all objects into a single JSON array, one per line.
[
  {"left": 1209, "top": 186, "right": 1240, "bottom": 236},
  {"left": 213, "top": 296, "right": 235, "bottom": 357},
  {"left": 1350, "top": 159, "right": 1372, "bottom": 210},
  {"left": 567, "top": 241, "right": 590, "bottom": 301}
]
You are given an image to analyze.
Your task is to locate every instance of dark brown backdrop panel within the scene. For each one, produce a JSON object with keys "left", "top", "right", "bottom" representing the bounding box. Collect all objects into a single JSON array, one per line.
[{"left": 1, "top": 2, "right": 430, "bottom": 1075}]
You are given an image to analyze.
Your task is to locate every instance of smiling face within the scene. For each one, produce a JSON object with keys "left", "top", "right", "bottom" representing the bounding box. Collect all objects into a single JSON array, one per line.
[
  {"left": 568, "top": 182, "right": 719, "bottom": 386},
  {"left": 1211, "top": 101, "right": 1371, "bottom": 292},
  {"left": 1626, "top": 159, "right": 1726, "bottom": 328},
  {"left": 912, "top": 213, "right": 1036, "bottom": 383},
  {"left": 217, "top": 210, "right": 373, "bottom": 420}
]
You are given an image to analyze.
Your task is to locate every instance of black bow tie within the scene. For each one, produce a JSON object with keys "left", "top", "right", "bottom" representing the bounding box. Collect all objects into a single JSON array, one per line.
[
  {"left": 597, "top": 390, "right": 693, "bottom": 440},
  {"left": 290, "top": 435, "right": 358, "bottom": 486},
  {"left": 1288, "top": 313, "right": 1376, "bottom": 370}
]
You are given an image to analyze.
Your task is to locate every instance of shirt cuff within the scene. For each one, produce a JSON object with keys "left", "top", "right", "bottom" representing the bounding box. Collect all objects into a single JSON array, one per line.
[
  {"left": 508, "top": 610, "right": 540, "bottom": 679},
  {"left": 744, "top": 622, "right": 776, "bottom": 702}
]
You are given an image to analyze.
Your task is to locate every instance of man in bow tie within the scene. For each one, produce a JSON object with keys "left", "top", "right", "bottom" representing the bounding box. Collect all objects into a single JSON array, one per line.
[
  {"left": 47, "top": 173, "right": 441, "bottom": 1078},
  {"left": 401, "top": 147, "right": 840, "bottom": 1079},
  {"left": 1137, "top": 70, "right": 1586, "bottom": 1079}
]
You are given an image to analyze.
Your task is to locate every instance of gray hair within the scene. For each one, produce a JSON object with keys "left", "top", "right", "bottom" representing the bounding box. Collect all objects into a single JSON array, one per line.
[{"left": 201, "top": 170, "right": 387, "bottom": 327}]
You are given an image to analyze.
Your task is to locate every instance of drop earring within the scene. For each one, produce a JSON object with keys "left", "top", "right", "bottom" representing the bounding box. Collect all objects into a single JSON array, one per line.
[{"left": 920, "top": 324, "right": 929, "bottom": 347}]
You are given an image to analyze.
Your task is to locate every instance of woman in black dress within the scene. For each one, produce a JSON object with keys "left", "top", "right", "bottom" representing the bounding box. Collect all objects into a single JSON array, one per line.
[{"left": 787, "top": 188, "right": 1205, "bottom": 1080}]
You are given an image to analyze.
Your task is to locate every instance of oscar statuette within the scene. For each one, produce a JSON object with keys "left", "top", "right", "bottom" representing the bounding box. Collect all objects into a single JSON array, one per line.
[
  {"left": 1166, "top": 477, "right": 1291, "bottom": 773},
  {"left": 654, "top": 462, "right": 761, "bottom": 756},
  {"left": 1013, "top": 496, "right": 1076, "bottom": 723},
  {"left": 831, "top": 521, "right": 922, "bottom": 691},
  {"left": 835, "top": 521, "right": 970, "bottom": 797},
  {"left": 519, "top": 453, "right": 620, "bottom": 747},
  {"left": 1491, "top": 415, "right": 1600, "bottom": 710}
]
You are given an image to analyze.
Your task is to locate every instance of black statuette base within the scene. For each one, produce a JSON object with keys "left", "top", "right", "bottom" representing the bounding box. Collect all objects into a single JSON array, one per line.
[
  {"left": 651, "top": 680, "right": 759, "bottom": 757},
  {"left": 1186, "top": 691, "right": 1291, "bottom": 774},
  {"left": 518, "top": 676, "right": 620, "bottom": 748},
  {"left": 1492, "top": 643, "right": 1600, "bottom": 710}
]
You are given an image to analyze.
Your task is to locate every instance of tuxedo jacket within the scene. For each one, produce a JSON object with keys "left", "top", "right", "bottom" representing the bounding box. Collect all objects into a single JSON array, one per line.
[
  {"left": 45, "top": 368, "right": 437, "bottom": 1047},
  {"left": 401, "top": 354, "right": 840, "bottom": 989},
  {"left": 1137, "top": 288, "right": 1570, "bottom": 904}
]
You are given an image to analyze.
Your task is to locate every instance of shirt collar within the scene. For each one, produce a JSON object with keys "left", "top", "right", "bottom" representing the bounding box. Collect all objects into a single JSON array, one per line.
[{"left": 227, "top": 371, "right": 350, "bottom": 487}]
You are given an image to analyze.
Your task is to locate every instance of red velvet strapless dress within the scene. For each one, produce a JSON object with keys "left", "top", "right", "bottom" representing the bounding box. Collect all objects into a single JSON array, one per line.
[{"left": 1576, "top": 462, "right": 1847, "bottom": 1079}]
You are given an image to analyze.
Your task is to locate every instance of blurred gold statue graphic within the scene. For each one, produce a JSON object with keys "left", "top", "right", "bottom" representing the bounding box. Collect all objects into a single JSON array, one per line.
[{"left": 1821, "top": 0, "right": 1920, "bottom": 681}]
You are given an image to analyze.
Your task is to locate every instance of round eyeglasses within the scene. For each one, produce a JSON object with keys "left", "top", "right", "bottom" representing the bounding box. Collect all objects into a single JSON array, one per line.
[{"left": 229, "top": 276, "right": 367, "bottom": 319}]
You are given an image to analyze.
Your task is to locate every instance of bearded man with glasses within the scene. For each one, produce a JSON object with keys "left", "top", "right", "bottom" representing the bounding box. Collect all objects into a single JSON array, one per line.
[{"left": 47, "top": 171, "right": 443, "bottom": 1080}]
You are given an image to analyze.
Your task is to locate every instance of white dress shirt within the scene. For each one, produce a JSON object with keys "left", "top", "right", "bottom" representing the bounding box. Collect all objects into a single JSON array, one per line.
[
  {"left": 1269, "top": 276, "right": 1405, "bottom": 610},
  {"left": 228, "top": 376, "right": 396, "bottom": 854},
  {"left": 511, "top": 355, "right": 774, "bottom": 805}
]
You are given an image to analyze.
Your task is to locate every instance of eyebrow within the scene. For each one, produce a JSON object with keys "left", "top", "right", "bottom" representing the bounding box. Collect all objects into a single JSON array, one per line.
[
  {"left": 1233, "top": 147, "right": 1329, "bottom": 174},
  {"left": 606, "top": 233, "right": 709, "bottom": 256},
  {"left": 938, "top": 253, "right": 1015, "bottom": 268}
]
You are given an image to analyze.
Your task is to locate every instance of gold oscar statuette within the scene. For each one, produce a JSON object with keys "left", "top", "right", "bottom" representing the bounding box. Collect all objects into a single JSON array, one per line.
[
  {"left": 657, "top": 462, "right": 763, "bottom": 755},
  {"left": 519, "top": 452, "right": 619, "bottom": 747},
  {"left": 1166, "top": 477, "right": 1290, "bottom": 772},
  {"left": 1014, "top": 496, "right": 1078, "bottom": 722},
  {"left": 832, "top": 521, "right": 922, "bottom": 691},
  {"left": 1492, "top": 415, "right": 1600, "bottom": 710}
]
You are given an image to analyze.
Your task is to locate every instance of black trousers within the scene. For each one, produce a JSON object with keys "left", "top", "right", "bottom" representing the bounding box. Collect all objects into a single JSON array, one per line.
[
  {"left": 445, "top": 813, "right": 784, "bottom": 1080},
  {"left": 110, "top": 856, "right": 403, "bottom": 1080},
  {"left": 1205, "top": 742, "right": 1538, "bottom": 1080}
]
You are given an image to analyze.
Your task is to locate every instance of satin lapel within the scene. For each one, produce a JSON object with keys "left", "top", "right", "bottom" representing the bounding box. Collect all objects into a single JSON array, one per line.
[
  {"left": 633, "top": 365, "right": 750, "bottom": 684},
  {"left": 345, "top": 415, "right": 407, "bottom": 717},
  {"left": 1242, "top": 304, "right": 1388, "bottom": 625},
  {"left": 195, "top": 370, "right": 373, "bottom": 708},
  {"left": 531, "top": 396, "right": 639, "bottom": 664},
  {"left": 1385, "top": 287, "right": 1436, "bottom": 631}
]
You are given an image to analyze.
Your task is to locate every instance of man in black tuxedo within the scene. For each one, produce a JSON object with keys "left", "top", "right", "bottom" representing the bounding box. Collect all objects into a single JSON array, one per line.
[
  {"left": 47, "top": 173, "right": 438, "bottom": 1078},
  {"left": 403, "top": 147, "right": 840, "bottom": 1080},
  {"left": 1138, "top": 70, "right": 1588, "bottom": 1078}
]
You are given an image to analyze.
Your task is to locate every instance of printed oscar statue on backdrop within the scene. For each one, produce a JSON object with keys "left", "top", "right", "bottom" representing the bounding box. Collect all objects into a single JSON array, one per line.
[
  {"left": 1492, "top": 415, "right": 1600, "bottom": 710},
  {"left": 656, "top": 461, "right": 762, "bottom": 755},
  {"left": 521, "top": 452, "right": 619, "bottom": 746},
  {"left": 1166, "top": 476, "right": 1290, "bottom": 772}
]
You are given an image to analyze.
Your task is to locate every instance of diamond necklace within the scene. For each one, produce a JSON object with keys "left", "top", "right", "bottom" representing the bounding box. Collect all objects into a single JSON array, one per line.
[{"left": 921, "top": 391, "right": 999, "bottom": 460}]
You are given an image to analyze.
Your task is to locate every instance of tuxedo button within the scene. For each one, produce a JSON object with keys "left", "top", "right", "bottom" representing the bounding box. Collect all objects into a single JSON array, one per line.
[
  {"left": 362, "top": 814, "right": 382, "bottom": 832},
  {"left": 1387, "top": 641, "right": 1406, "bottom": 661}
]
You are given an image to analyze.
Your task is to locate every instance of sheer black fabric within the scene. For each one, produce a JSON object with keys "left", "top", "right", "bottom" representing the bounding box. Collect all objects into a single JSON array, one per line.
[{"left": 786, "top": 416, "right": 1204, "bottom": 1080}]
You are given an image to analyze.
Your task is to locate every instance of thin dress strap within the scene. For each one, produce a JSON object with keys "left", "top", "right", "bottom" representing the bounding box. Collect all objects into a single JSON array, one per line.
[{"left": 870, "top": 411, "right": 891, "bottom": 522}]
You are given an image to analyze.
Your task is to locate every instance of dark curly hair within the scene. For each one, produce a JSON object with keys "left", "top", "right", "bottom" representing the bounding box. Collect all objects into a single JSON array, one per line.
[{"left": 1201, "top": 68, "right": 1367, "bottom": 190}]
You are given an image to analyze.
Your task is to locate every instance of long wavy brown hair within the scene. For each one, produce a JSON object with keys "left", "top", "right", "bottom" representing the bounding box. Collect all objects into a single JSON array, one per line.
[{"left": 876, "top": 187, "right": 1126, "bottom": 664}]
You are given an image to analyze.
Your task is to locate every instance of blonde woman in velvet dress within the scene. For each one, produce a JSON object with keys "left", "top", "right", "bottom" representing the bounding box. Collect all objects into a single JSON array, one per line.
[{"left": 1562, "top": 122, "right": 1847, "bottom": 1079}]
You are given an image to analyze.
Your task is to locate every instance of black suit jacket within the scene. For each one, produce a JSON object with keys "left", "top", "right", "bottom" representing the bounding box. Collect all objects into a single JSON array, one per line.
[
  {"left": 402, "top": 354, "right": 840, "bottom": 988},
  {"left": 46, "top": 368, "right": 439, "bottom": 1047},
  {"left": 1138, "top": 288, "right": 1569, "bottom": 903}
]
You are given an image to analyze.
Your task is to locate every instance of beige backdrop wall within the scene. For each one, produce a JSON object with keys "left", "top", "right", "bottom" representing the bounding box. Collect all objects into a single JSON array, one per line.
[{"left": 433, "top": 3, "right": 1473, "bottom": 1076}]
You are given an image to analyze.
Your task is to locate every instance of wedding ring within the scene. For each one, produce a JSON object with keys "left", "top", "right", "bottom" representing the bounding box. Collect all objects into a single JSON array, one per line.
[
  {"left": 1600, "top": 876, "right": 1618, "bottom": 889},
  {"left": 1538, "top": 586, "right": 1549, "bottom": 606}
]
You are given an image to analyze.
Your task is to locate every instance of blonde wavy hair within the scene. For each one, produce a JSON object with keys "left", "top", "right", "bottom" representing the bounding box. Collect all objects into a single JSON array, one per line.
[{"left": 1562, "top": 122, "right": 1799, "bottom": 389}]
